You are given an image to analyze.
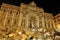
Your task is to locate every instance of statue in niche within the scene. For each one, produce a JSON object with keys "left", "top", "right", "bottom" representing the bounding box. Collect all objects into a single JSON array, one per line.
[
  {"left": 21, "top": 19, "right": 25, "bottom": 26},
  {"left": 28, "top": 16, "right": 37, "bottom": 30},
  {"left": 31, "top": 21, "right": 35, "bottom": 28}
]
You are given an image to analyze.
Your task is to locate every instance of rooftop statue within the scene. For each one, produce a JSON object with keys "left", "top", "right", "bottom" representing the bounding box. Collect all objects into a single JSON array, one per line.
[{"left": 30, "top": 1, "right": 36, "bottom": 6}]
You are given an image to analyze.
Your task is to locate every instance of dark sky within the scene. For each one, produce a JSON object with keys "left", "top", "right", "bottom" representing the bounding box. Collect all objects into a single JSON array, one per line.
[{"left": 0, "top": 0, "right": 60, "bottom": 16}]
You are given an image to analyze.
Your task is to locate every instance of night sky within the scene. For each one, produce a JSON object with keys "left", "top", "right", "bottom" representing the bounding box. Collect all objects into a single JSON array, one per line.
[{"left": 0, "top": 0, "right": 60, "bottom": 16}]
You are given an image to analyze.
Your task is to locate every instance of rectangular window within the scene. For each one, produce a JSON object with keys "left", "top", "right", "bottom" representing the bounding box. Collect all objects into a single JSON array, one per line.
[
  {"left": 14, "top": 12, "right": 20, "bottom": 17},
  {"left": 5, "top": 17, "right": 12, "bottom": 26},
  {"left": 1, "top": 9, "right": 6, "bottom": 15},
  {"left": 8, "top": 11, "right": 13, "bottom": 16},
  {"left": 12, "top": 17, "right": 19, "bottom": 26}
]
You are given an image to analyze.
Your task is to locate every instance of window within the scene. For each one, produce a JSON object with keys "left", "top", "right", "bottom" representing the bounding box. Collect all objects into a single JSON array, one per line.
[
  {"left": 14, "top": 20, "right": 17, "bottom": 25},
  {"left": 15, "top": 11, "right": 20, "bottom": 17},
  {"left": 1, "top": 9, "right": 6, "bottom": 15},
  {"left": 9, "top": 11, "right": 12, "bottom": 15},
  {"left": 6, "top": 17, "right": 12, "bottom": 26},
  {"left": 16, "top": 12, "right": 18, "bottom": 15},
  {"left": 8, "top": 10, "right": 13, "bottom": 16},
  {"left": 13, "top": 19, "right": 18, "bottom": 26},
  {"left": 6, "top": 19, "right": 11, "bottom": 26},
  {"left": 10, "top": 11, "right": 12, "bottom": 13},
  {"left": 3, "top": 9, "right": 5, "bottom": 12},
  {"left": 58, "top": 19, "right": 59, "bottom": 21},
  {"left": 7, "top": 20, "right": 10, "bottom": 24}
]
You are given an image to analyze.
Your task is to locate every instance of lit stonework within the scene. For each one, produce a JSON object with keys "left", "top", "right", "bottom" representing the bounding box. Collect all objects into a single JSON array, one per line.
[
  {"left": 54, "top": 13, "right": 60, "bottom": 32},
  {"left": 0, "top": 1, "right": 55, "bottom": 40}
]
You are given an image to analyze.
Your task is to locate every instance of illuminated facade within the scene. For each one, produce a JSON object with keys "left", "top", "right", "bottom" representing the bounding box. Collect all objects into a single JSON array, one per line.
[
  {"left": 54, "top": 13, "right": 60, "bottom": 32},
  {"left": 54, "top": 13, "right": 60, "bottom": 24},
  {"left": 0, "top": 2, "right": 55, "bottom": 40}
]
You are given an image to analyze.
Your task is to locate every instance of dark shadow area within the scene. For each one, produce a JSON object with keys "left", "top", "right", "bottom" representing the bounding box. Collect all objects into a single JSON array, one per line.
[
  {"left": 29, "top": 36, "right": 34, "bottom": 40},
  {"left": 54, "top": 31, "right": 60, "bottom": 36}
]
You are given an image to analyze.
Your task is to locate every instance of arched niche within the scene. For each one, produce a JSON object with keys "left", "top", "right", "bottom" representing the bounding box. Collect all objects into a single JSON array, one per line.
[{"left": 25, "top": 13, "right": 39, "bottom": 30}]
